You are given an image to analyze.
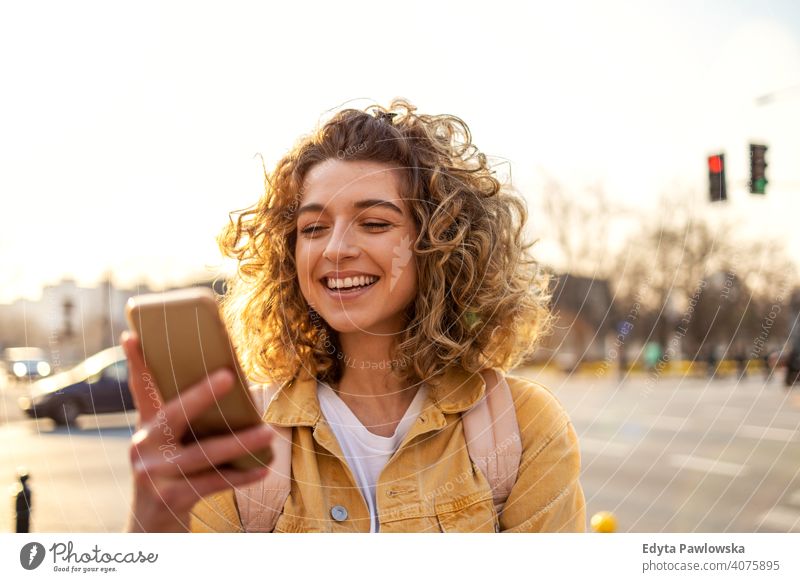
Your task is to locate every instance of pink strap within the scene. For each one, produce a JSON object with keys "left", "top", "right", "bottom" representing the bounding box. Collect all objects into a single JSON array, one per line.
[
  {"left": 462, "top": 369, "right": 522, "bottom": 516},
  {"left": 234, "top": 383, "right": 292, "bottom": 533}
]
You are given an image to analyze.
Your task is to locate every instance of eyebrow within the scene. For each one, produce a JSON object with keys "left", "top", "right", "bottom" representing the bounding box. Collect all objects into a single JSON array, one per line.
[{"left": 296, "top": 198, "right": 404, "bottom": 218}]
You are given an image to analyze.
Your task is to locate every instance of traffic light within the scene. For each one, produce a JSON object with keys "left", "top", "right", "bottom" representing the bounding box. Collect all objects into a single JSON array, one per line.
[
  {"left": 708, "top": 153, "right": 727, "bottom": 202},
  {"left": 749, "top": 144, "right": 768, "bottom": 194}
]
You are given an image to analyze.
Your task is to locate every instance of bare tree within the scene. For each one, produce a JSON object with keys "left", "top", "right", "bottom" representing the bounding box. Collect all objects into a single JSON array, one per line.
[
  {"left": 610, "top": 191, "right": 798, "bottom": 354},
  {"left": 538, "top": 178, "right": 632, "bottom": 279}
]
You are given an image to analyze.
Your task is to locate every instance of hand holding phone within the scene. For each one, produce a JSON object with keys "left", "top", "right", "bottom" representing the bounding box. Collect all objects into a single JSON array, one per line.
[
  {"left": 125, "top": 287, "right": 273, "bottom": 470},
  {"left": 121, "top": 287, "right": 275, "bottom": 532}
]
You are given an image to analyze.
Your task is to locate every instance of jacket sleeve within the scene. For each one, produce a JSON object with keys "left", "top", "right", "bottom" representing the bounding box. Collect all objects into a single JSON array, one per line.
[{"left": 499, "top": 377, "right": 586, "bottom": 532}]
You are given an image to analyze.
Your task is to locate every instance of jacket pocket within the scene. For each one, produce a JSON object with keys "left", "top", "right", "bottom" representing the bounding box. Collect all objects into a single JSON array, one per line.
[
  {"left": 435, "top": 497, "right": 499, "bottom": 533},
  {"left": 273, "top": 513, "right": 323, "bottom": 533}
]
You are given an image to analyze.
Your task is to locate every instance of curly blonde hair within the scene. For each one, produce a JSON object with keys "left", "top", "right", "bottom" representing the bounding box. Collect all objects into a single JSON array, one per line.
[{"left": 217, "top": 98, "right": 552, "bottom": 390}]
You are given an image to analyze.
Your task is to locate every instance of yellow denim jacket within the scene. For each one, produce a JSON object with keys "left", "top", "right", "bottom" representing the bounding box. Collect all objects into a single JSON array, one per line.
[{"left": 189, "top": 364, "right": 586, "bottom": 533}]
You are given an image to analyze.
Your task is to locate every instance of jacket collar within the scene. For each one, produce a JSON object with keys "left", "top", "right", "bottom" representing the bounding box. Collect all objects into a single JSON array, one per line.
[{"left": 263, "top": 362, "right": 489, "bottom": 427}]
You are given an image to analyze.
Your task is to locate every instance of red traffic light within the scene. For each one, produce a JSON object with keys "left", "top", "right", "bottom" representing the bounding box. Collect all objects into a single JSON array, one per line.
[
  {"left": 708, "top": 153, "right": 727, "bottom": 202},
  {"left": 708, "top": 155, "right": 724, "bottom": 174}
]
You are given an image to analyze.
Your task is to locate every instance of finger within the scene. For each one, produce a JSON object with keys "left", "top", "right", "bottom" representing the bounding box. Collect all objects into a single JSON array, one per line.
[
  {"left": 162, "top": 424, "right": 274, "bottom": 475},
  {"left": 159, "top": 367, "right": 236, "bottom": 437},
  {"left": 178, "top": 467, "right": 270, "bottom": 511},
  {"left": 121, "top": 330, "right": 162, "bottom": 425},
  {"left": 135, "top": 465, "right": 269, "bottom": 518}
]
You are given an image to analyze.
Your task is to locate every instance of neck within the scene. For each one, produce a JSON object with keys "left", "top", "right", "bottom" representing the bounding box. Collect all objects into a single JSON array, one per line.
[
  {"left": 334, "top": 329, "right": 410, "bottom": 393},
  {"left": 331, "top": 329, "right": 419, "bottom": 417}
]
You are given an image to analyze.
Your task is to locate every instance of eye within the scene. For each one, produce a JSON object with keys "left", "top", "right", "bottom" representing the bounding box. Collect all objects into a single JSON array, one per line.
[
  {"left": 299, "top": 224, "right": 326, "bottom": 236},
  {"left": 298, "top": 222, "right": 391, "bottom": 236},
  {"left": 363, "top": 222, "right": 391, "bottom": 231}
]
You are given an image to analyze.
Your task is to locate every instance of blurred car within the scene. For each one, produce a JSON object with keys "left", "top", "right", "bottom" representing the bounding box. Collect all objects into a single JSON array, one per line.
[
  {"left": 3, "top": 347, "right": 52, "bottom": 381},
  {"left": 18, "top": 346, "right": 134, "bottom": 426}
]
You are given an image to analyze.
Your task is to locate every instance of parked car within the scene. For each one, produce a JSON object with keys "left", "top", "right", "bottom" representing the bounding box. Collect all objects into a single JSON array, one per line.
[
  {"left": 3, "top": 347, "right": 52, "bottom": 381},
  {"left": 18, "top": 346, "right": 134, "bottom": 426}
]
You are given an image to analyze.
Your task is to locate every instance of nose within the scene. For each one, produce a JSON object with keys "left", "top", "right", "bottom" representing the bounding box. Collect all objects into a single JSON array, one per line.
[{"left": 322, "top": 222, "right": 361, "bottom": 262}]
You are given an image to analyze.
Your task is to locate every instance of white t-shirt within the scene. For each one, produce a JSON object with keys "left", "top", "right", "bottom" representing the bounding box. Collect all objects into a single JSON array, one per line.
[{"left": 317, "top": 381, "right": 429, "bottom": 533}]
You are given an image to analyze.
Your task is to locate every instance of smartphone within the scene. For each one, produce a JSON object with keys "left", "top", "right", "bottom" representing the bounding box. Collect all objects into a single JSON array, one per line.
[{"left": 124, "top": 286, "right": 272, "bottom": 471}]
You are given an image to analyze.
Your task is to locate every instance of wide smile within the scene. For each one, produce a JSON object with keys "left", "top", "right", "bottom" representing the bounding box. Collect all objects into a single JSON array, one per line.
[{"left": 320, "top": 276, "right": 380, "bottom": 301}]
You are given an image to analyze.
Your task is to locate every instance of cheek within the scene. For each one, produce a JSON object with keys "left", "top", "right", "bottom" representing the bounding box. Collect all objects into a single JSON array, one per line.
[
  {"left": 394, "top": 257, "right": 418, "bottom": 300},
  {"left": 294, "top": 246, "right": 313, "bottom": 295},
  {"left": 297, "top": 276, "right": 309, "bottom": 299}
]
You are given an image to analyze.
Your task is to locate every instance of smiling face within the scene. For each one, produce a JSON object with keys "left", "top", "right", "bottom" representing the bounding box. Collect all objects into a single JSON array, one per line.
[{"left": 294, "top": 159, "right": 419, "bottom": 336}]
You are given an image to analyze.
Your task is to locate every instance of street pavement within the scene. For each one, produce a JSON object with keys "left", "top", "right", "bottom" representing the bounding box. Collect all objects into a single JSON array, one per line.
[
  {"left": 1, "top": 368, "right": 798, "bottom": 533},
  {"left": 522, "top": 367, "right": 800, "bottom": 533},
  {"left": 1, "top": 379, "right": 133, "bottom": 532}
]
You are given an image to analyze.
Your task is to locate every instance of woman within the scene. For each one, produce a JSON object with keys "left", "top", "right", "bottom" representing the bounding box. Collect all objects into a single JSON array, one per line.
[{"left": 122, "top": 98, "right": 586, "bottom": 533}]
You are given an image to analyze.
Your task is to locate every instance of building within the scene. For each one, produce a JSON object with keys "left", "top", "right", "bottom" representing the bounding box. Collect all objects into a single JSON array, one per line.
[
  {"left": 535, "top": 273, "right": 614, "bottom": 368},
  {"left": 0, "top": 276, "right": 226, "bottom": 370}
]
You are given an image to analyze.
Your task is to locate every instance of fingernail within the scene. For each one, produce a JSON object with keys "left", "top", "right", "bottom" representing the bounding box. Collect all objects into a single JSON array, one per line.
[
  {"left": 252, "top": 424, "right": 272, "bottom": 437},
  {"left": 120, "top": 330, "right": 130, "bottom": 344},
  {"left": 219, "top": 368, "right": 234, "bottom": 381},
  {"left": 210, "top": 368, "right": 234, "bottom": 387}
]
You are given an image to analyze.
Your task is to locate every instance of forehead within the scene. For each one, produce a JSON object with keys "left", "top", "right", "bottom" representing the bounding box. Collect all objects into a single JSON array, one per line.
[{"left": 299, "top": 160, "right": 405, "bottom": 210}]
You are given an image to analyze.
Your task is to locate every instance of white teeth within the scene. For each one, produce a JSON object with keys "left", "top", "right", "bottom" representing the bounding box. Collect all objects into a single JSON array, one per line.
[{"left": 325, "top": 275, "right": 378, "bottom": 290}]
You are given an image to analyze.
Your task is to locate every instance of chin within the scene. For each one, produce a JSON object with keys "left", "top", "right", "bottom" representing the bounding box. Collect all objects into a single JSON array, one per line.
[
  {"left": 318, "top": 314, "right": 376, "bottom": 334},
  {"left": 319, "top": 309, "right": 406, "bottom": 336}
]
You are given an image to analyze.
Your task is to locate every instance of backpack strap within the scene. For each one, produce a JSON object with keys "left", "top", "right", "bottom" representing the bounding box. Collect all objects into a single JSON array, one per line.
[
  {"left": 462, "top": 369, "right": 522, "bottom": 517},
  {"left": 234, "top": 382, "right": 292, "bottom": 532}
]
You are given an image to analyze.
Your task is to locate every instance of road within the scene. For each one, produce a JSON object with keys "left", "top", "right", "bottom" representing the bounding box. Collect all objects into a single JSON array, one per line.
[
  {"left": 1, "top": 368, "right": 798, "bottom": 532},
  {"left": 527, "top": 367, "right": 800, "bottom": 533},
  {"left": 0, "top": 421, "right": 133, "bottom": 532}
]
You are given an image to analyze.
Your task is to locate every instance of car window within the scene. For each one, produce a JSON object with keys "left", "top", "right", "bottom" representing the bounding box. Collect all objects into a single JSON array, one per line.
[{"left": 102, "top": 360, "right": 128, "bottom": 382}]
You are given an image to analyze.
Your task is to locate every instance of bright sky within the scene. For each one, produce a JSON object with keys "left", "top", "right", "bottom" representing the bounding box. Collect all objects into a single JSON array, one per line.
[{"left": 2, "top": 0, "right": 799, "bottom": 304}]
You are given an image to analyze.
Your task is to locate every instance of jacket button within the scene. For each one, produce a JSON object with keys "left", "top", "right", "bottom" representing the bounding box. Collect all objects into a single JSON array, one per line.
[{"left": 330, "top": 505, "right": 348, "bottom": 522}]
